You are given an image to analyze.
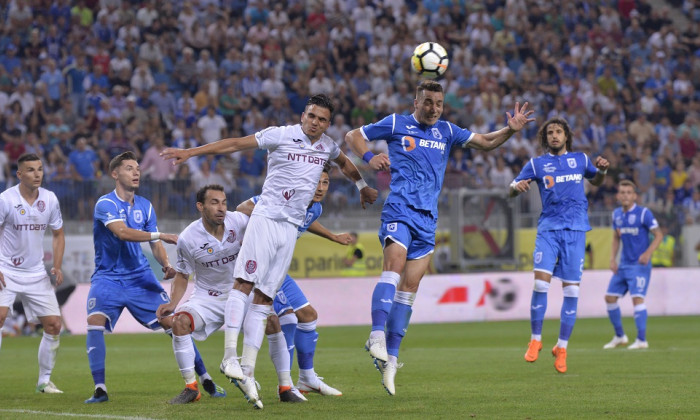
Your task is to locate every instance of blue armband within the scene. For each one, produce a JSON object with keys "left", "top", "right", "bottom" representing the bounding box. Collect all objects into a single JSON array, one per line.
[{"left": 362, "top": 151, "right": 374, "bottom": 163}]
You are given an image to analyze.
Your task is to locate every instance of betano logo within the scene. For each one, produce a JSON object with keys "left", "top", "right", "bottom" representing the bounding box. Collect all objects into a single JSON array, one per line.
[
  {"left": 401, "top": 136, "right": 446, "bottom": 152},
  {"left": 544, "top": 175, "right": 555, "bottom": 189},
  {"left": 401, "top": 136, "right": 416, "bottom": 152}
]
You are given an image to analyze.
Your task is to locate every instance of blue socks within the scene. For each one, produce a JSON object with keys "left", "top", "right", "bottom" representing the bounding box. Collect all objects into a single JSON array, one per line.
[
  {"left": 279, "top": 313, "right": 298, "bottom": 370},
  {"left": 607, "top": 302, "right": 625, "bottom": 337},
  {"left": 371, "top": 272, "right": 400, "bottom": 332},
  {"left": 559, "top": 285, "right": 579, "bottom": 342},
  {"left": 86, "top": 326, "right": 106, "bottom": 387},
  {"left": 530, "top": 291, "right": 547, "bottom": 336},
  {"left": 385, "top": 291, "right": 415, "bottom": 358},
  {"left": 634, "top": 304, "right": 648, "bottom": 341},
  {"left": 296, "top": 321, "right": 318, "bottom": 370}
]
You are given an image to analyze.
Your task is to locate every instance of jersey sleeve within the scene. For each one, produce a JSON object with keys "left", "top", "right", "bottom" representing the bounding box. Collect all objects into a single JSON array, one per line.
[
  {"left": 447, "top": 121, "right": 474, "bottom": 148},
  {"left": 175, "top": 237, "right": 195, "bottom": 276},
  {"left": 642, "top": 208, "right": 659, "bottom": 230},
  {"left": 514, "top": 159, "right": 536, "bottom": 183},
  {"left": 584, "top": 154, "right": 598, "bottom": 178},
  {"left": 360, "top": 114, "right": 394, "bottom": 141},
  {"left": 0, "top": 195, "right": 8, "bottom": 227},
  {"left": 143, "top": 201, "right": 158, "bottom": 234},
  {"left": 254, "top": 126, "right": 283, "bottom": 150},
  {"left": 329, "top": 138, "right": 340, "bottom": 160},
  {"left": 48, "top": 191, "right": 64, "bottom": 230},
  {"left": 94, "top": 198, "right": 121, "bottom": 226}
]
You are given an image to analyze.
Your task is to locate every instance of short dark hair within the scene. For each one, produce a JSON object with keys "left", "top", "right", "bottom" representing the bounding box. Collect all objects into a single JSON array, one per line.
[
  {"left": 196, "top": 184, "right": 225, "bottom": 204},
  {"left": 306, "top": 94, "right": 334, "bottom": 117},
  {"left": 109, "top": 151, "right": 138, "bottom": 173},
  {"left": 18, "top": 153, "right": 41, "bottom": 165},
  {"left": 416, "top": 79, "right": 443, "bottom": 97},
  {"left": 538, "top": 117, "right": 573, "bottom": 153},
  {"left": 322, "top": 162, "right": 331, "bottom": 173}
]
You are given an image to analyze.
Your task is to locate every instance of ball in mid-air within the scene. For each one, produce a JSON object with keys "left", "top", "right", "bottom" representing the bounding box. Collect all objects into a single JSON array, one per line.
[{"left": 411, "top": 42, "right": 449, "bottom": 79}]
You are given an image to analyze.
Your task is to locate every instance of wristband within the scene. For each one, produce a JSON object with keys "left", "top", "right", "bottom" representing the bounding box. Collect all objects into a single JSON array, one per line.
[
  {"left": 356, "top": 179, "right": 368, "bottom": 191},
  {"left": 362, "top": 151, "right": 374, "bottom": 163},
  {"left": 150, "top": 232, "right": 161, "bottom": 241},
  {"left": 600, "top": 168, "right": 608, "bottom": 175}
]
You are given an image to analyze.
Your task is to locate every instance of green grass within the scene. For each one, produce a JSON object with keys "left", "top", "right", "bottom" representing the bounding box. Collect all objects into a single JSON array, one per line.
[{"left": 1, "top": 316, "right": 699, "bottom": 419}]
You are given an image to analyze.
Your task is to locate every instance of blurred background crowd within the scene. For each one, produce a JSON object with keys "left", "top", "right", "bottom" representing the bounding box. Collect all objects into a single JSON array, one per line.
[{"left": 0, "top": 0, "right": 699, "bottom": 235}]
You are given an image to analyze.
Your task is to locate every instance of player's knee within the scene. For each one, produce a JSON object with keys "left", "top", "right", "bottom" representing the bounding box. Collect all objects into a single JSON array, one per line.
[
  {"left": 87, "top": 314, "right": 106, "bottom": 326},
  {"left": 534, "top": 279, "right": 550, "bottom": 293},
  {"left": 172, "top": 313, "right": 193, "bottom": 335},
  {"left": 266, "top": 314, "right": 281, "bottom": 334},
  {"left": 296, "top": 305, "right": 317, "bottom": 323},
  {"left": 42, "top": 317, "right": 62, "bottom": 335},
  {"left": 604, "top": 295, "right": 618, "bottom": 304},
  {"left": 562, "top": 285, "right": 580, "bottom": 298}
]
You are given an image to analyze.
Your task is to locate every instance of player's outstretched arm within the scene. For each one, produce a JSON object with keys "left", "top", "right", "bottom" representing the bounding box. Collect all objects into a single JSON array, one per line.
[
  {"left": 161, "top": 135, "right": 259, "bottom": 165},
  {"left": 332, "top": 151, "right": 378, "bottom": 209},
  {"left": 469, "top": 102, "right": 535, "bottom": 151},
  {"left": 157, "top": 271, "right": 189, "bottom": 320},
  {"left": 235, "top": 198, "right": 255, "bottom": 216},
  {"left": 590, "top": 155, "right": 610, "bottom": 186},
  {"left": 344, "top": 128, "right": 390, "bottom": 171},
  {"left": 106, "top": 220, "right": 177, "bottom": 244},
  {"left": 149, "top": 240, "right": 176, "bottom": 280},
  {"left": 509, "top": 179, "right": 531, "bottom": 198},
  {"left": 307, "top": 221, "right": 352, "bottom": 245},
  {"left": 51, "top": 227, "right": 65, "bottom": 286}
]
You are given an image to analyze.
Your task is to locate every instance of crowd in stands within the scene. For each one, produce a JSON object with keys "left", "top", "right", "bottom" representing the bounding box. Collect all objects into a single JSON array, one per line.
[{"left": 0, "top": 0, "right": 700, "bottom": 230}]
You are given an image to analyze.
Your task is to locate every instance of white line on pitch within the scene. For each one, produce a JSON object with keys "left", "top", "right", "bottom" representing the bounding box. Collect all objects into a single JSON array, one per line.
[{"left": 0, "top": 409, "right": 159, "bottom": 420}]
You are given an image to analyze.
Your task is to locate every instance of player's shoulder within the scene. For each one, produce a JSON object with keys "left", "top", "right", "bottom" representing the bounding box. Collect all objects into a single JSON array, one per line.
[
  {"left": 179, "top": 218, "right": 202, "bottom": 241},
  {"left": 133, "top": 194, "right": 154, "bottom": 211},
  {"left": 226, "top": 210, "right": 249, "bottom": 227},
  {"left": 0, "top": 185, "right": 18, "bottom": 201}
]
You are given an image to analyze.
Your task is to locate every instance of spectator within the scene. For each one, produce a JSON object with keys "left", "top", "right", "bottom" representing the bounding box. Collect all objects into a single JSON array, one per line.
[{"left": 68, "top": 137, "right": 99, "bottom": 220}]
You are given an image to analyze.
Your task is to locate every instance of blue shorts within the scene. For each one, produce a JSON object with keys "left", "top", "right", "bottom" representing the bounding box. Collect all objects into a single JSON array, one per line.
[
  {"left": 87, "top": 271, "right": 169, "bottom": 332},
  {"left": 606, "top": 265, "right": 652, "bottom": 298},
  {"left": 379, "top": 202, "right": 436, "bottom": 260},
  {"left": 273, "top": 274, "right": 309, "bottom": 316},
  {"left": 533, "top": 230, "right": 586, "bottom": 283}
]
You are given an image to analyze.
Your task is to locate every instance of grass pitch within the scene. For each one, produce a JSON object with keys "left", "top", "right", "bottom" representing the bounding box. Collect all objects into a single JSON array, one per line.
[{"left": 1, "top": 316, "right": 698, "bottom": 419}]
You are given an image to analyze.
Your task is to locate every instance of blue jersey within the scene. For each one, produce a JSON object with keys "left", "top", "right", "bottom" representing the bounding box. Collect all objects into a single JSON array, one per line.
[
  {"left": 252, "top": 195, "right": 322, "bottom": 238},
  {"left": 361, "top": 113, "right": 473, "bottom": 217},
  {"left": 612, "top": 204, "right": 658, "bottom": 267},
  {"left": 515, "top": 152, "right": 599, "bottom": 231},
  {"left": 92, "top": 190, "right": 159, "bottom": 281}
]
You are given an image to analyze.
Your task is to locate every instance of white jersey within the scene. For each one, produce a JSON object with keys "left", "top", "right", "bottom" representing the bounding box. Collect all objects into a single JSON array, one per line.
[
  {"left": 0, "top": 185, "right": 63, "bottom": 280},
  {"left": 175, "top": 211, "right": 249, "bottom": 296},
  {"left": 253, "top": 124, "right": 340, "bottom": 226}
]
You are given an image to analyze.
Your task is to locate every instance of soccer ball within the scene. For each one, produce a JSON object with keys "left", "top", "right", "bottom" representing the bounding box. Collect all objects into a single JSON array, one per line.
[
  {"left": 489, "top": 278, "right": 518, "bottom": 311},
  {"left": 411, "top": 42, "right": 449, "bottom": 79}
]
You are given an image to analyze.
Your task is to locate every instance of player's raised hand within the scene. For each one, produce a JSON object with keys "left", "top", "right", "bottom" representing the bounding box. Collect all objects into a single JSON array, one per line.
[
  {"left": 369, "top": 153, "right": 391, "bottom": 171},
  {"left": 334, "top": 232, "right": 353, "bottom": 245},
  {"left": 506, "top": 102, "right": 536, "bottom": 132},
  {"left": 160, "top": 147, "right": 190, "bottom": 165},
  {"left": 594, "top": 156, "right": 610, "bottom": 172},
  {"left": 162, "top": 265, "right": 176, "bottom": 280},
  {"left": 512, "top": 179, "right": 532, "bottom": 193},
  {"left": 156, "top": 302, "right": 176, "bottom": 320},
  {"left": 50, "top": 267, "right": 63, "bottom": 286},
  {"left": 0, "top": 271, "right": 5, "bottom": 290},
  {"left": 160, "top": 233, "right": 178, "bottom": 245},
  {"left": 359, "top": 186, "right": 378, "bottom": 209}
]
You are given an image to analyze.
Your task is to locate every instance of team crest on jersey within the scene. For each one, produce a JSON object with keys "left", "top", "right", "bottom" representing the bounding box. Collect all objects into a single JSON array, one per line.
[
  {"left": 315, "top": 143, "right": 325, "bottom": 152},
  {"left": 387, "top": 222, "right": 397, "bottom": 232},
  {"left": 12, "top": 256, "right": 24, "bottom": 266},
  {"left": 246, "top": 259, "right": 257, "bottom": 274},
  {"left": 534, "top": 252, "right": 543, "bottom": 264},
  {"left": 628, "top": 214, "right": 636, "bottom": 225},
  {"left": 431, "top": 128, "right": 442, "bottom": 139},
  {"left": 133, "top": 209, "right": 143, "bottom": 223},
  {"left": 88, "top": 298, "right": 96, "bottom": 310},
  {"left": 304, "top": 212, "right": 314, "bottom": 226},
  {"left": 37, "top": 200, "right": 45, "bottom": 212},
  {"left": 276, "top": 290, "right": 288, "bottom": 305},
  {"left": 226, "top": 229, "right": 236, "bottom": 243},
  {"left": 283, "top": 189, "right": 296, "bottom": 201},
  {"left": 567, "top": 158, "right": 577, "bottom": 168}
]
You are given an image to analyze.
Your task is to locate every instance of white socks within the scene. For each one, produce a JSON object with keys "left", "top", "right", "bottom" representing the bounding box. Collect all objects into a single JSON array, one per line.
[
  {"left": 38, "top": 332, "right": 59, "bottom": 385},
  {"left": 224, "top": 289, "right": 247, "bottom": 360},
  {"left": 267, "top": 331, "right": 292, "bottom": 387},
  {"left": 241, "top": 303, "right": 272, "bottom": 377},
  {"left": 173, "top": 334, "right": 196, "bottom": 384}
]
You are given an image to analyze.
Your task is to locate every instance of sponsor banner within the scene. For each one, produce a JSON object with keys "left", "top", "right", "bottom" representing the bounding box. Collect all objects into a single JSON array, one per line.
[{"left": 61, "top": 268, "right": 700, "bottom": 334}]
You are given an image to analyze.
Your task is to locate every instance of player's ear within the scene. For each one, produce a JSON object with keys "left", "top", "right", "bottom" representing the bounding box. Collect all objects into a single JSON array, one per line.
[{"left": 196, "top": 201, "right": 204, "bottom": 212}]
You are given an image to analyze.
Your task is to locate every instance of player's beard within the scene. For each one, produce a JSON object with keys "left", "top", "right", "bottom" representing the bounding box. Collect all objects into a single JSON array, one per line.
[{"left": 549, "top": 144, "right": 564, "bottom": 154}]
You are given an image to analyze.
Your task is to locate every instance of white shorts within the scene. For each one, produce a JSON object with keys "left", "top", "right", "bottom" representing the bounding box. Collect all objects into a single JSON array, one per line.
[
  {"left": 176, "top": 289, "right": 228, "bottom": 341},
  {"left": 0, "top": 273, "right": 60, "bottom": 323},
  {"left": 233, "top": 214, "right": 298, "bottom": 299}
]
